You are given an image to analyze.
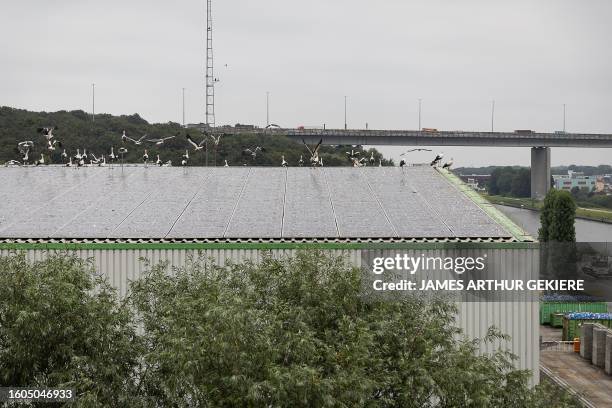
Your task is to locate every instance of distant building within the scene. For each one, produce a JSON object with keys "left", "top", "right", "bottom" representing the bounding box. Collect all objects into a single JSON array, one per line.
[
  {"left": 599, "top": 174, "right": 612, "bottom": 193},
  {"left": 553, "top": 170, "right": 597, "bottom": 192},
  {"left": 466, "top": 178, "right": 486, "bottom": 192},
  {"left": 185, "top": 123, "right": 213, "bottom": 132},
  {"left": 457, "top": 174, "right": 490, "bottom": 192}
]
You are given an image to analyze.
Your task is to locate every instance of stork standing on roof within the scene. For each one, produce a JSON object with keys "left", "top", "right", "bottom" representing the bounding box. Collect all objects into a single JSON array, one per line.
[
  {"left": 281, "top": 155, "right": 288, "bottom": 167},
  {"left": 17, "top": 141, "right": 33, "bottom": 164},
  {"left": 142, "top": 149, "right": 149, "bottom": 166},
  {"left": 34, "top": 153, "right": 45, "bottom": 166},
  {"left": 182, "top": 150, "right": 189, "bottom": 167},
  {"left": 430, "top": 153, "right": 444, "bottom": 166},
  {"left": 108, "top": 146, "right": 116, "bottom": 164},
  {"left": 369, "top": 152, "right": 375, "bottom": 166}
]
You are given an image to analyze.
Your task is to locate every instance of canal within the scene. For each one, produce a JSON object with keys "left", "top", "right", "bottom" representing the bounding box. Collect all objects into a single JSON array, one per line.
[{"left": 495, "top": 205, "right": 612, "bottom": 242}]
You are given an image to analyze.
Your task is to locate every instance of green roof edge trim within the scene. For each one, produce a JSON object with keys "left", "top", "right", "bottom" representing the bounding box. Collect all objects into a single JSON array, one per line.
[
  {"left": 436, "top": 169, "right": 534, "bottom": 242},
  {"left": 0, "top": 242, "right": 538, "bottom": 251}
]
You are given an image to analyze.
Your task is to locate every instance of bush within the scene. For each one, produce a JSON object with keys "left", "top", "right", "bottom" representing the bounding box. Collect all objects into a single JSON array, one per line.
[{"left": 0, "top": 251, "right": 581, "bottom": 407}]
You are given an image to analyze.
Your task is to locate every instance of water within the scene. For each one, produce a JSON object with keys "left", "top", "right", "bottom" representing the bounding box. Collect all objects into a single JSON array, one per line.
[{"left": 494, "top": 205, "right": 612, "bottom": 242}]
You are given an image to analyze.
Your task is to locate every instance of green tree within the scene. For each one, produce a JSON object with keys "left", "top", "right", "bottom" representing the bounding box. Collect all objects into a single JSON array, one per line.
[
  {"left": 510, "top": 168, "right": 531, "bottom": 198},
  {"left": 538, "top": 189, "right": 558, "bottom": 242},
  {"left": 488, "top": 168, "right": 502, "bottom": 195},
  {"left": 549, "top": 190, "right": 576, "bottom": 242},
  {"left": 0, "top": 253, "right": 142, "bottom": 407}
]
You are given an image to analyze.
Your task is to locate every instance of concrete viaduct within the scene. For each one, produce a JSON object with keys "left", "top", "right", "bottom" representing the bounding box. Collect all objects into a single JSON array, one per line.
[{"left": 278, "top": 129, "right": 612, "bottom": 199}]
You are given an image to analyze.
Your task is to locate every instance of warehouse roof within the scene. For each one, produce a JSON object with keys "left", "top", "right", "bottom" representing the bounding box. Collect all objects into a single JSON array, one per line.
[{"left": 0, "top": 166, "right": 531, "bottom": 242}]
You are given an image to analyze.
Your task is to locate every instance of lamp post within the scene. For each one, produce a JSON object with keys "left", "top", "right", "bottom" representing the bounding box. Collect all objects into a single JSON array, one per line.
[
  {"left": 92, "top": 83, "right": 95, "bottom": 122},
  {"left": 182, "top": 88, "right": 186, "bottom": 127},
  {"left": 344, "top": 96, "right": 347, "bottom": 130},
  {"left": 491, "top": 100, "right": 495, "bottom": 132},
  {"left": 266, "top": 91, "right": 270, "bottom": 127},
  {"left": 563, "top": 103, "right": 566, "bottom": 132},
  {"left": 418, "top": 98, "right": 422, "bottom": 130}
]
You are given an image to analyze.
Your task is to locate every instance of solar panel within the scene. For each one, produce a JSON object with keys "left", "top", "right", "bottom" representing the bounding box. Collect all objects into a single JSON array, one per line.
[
  {"left": 0, "top": 166, "right": 513, "bottom": 239},
  {"left": 282, "top": 168, "right": 338, "bottom": 237}
]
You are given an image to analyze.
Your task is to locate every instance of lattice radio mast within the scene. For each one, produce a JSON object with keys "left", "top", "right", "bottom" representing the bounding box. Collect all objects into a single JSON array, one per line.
[{"left": 205, "top": 0, "right": 216, "bottom": 128}]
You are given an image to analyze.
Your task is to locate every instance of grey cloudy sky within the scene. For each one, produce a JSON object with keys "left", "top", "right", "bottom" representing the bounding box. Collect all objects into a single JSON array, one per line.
[{"left": 1, "top": 0, "right": 611, "bottom": 167}]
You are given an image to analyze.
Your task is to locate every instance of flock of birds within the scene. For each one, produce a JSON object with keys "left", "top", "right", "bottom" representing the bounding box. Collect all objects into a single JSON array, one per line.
[{"left": 5, "top": 127, "right": 453, "bottom": 170}]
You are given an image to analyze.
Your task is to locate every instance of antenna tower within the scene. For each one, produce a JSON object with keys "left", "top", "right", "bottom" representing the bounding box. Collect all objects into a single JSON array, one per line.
[{"left": 205, "top": 0, "right": 215, "bottom": 128}]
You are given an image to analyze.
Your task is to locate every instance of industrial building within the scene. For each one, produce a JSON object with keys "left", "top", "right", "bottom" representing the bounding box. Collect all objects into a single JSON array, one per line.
[
  {"left": 0, "top": 165, "right": 539, "bottom": 382},
  {"left": 553, "top": 170, "right": 597, "bottom": 192}
]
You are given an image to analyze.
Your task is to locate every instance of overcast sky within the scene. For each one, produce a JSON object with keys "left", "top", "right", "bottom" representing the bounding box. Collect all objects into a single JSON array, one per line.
[{"left": 1, "top": 0, "right": 611, "bottom": 167}]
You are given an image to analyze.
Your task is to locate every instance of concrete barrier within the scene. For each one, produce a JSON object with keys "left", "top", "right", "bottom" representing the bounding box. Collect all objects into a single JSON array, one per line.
[
  {"left": 580, "top": 323, "right": 594, "bottom": 360},
  {"left": 592, "top": 325, "right": 607, "bottom": 368},
  {"left": 605, "top": 333, "right": 612, "bottom": 375}
]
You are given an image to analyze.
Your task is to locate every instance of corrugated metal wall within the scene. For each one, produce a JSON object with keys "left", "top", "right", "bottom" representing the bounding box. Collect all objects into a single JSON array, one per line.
[{"left": 1, "top": 247, "right": 538, "bottom": 384}]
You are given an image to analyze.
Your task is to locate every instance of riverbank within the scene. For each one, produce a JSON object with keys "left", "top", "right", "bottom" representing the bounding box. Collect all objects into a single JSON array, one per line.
[{"left": 483, "top": 195, "right": 612, "bottom": 224}]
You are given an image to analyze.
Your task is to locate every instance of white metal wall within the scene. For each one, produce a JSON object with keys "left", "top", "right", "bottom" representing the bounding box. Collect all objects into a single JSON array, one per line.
[{"left": 1, "top": 247, "right": 538, "bottom": 384}]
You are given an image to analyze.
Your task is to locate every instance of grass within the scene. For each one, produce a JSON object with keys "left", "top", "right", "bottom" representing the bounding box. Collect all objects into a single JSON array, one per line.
[{"left": 483, "top": 194, "right": 612, "bottom": 223}]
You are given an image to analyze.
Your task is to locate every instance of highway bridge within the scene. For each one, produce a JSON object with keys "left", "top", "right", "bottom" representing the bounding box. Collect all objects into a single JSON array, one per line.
[
  {"left": 211, "top": 126, "right": 612, "bottom": 199},
  {"left": 285, "top": 129, "right": 612, "bottom": 148}
]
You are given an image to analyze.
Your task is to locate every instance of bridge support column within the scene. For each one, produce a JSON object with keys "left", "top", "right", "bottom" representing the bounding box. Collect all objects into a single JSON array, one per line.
[{"left": 531, "top": 147, "right": 551, "bottom": 200}]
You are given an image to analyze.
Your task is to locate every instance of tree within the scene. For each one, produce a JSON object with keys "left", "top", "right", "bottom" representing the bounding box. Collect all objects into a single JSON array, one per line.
[
  {"left": 510, "top": 168, "right": 531, "bottom": 198},
  {"left": 488, "top": 168, "right": 502, "bottom": 195},
  {"left": 538, "top": 189, "right": 577, "bottom": 281},
  {"left": 538, "top": 189, "right": 558, "bottom": 242},
  {"left": 0, "top": 253, "right": 143, "bottom": 407},
  {"left": 549, "top": 190, "right": 576, "bottom": 242}
]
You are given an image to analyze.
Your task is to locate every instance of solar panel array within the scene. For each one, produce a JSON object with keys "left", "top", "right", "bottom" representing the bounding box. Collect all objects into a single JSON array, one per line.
[{"left": 0, "top": 166, "right": 512, "bottom": 239}]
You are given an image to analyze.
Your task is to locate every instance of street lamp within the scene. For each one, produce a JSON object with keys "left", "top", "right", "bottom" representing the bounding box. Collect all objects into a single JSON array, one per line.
[
  {"left": 491, "top": 100, "right": 495, "bottom": 132},
  {"left": 344, "top": 96, "right": 347, "bottom": 130},
  {"left": 266, "top": 91, "right": 270, "bottom": 127},
  {"left": 418, "top": 98, "right": 422, "bottom": 130},
  {"left": 92, "top": 83, "right": 95, "bottom": 122},
  {"left": 182, "top": 88, "right": 186, "bottom": 127}
]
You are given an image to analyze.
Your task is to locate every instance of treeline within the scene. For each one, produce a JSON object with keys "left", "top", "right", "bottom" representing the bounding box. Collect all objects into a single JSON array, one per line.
[
  {"left": 0, "top": 107, "right": 392, "bottom": 166},
  {"left": 488, "top": 167, "right": 531, "bottom": 197},
  {"left": 570, "top": 186, "right": 612, "bottom": 209}
]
